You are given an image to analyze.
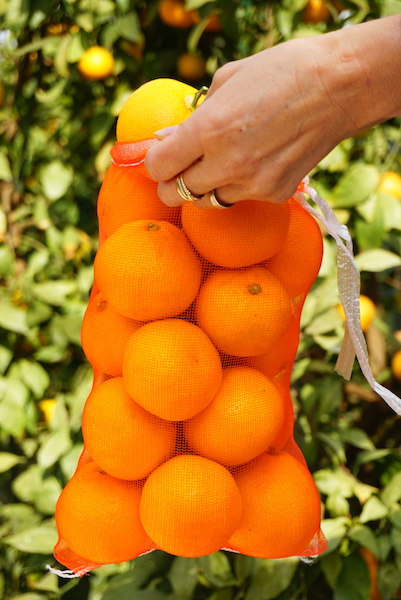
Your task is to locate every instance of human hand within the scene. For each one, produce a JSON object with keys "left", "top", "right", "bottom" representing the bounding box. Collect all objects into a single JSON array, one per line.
[{"left": 145, "top": 15, "right": 401, "bottom": 208}]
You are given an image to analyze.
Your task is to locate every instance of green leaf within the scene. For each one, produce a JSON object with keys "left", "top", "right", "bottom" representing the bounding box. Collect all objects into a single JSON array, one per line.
[
  {"left": 389, "top": 505, "right": 401, "bottom": 530},
  {"left": 0, "top": 503, "right": 41, "bottom": 534},
  {"left": 318, "top": 142, "right": 351, "bottom": 173},
  {"left": 320, "top": 517, "right": 350, "bottom": 554},
  {"left": 314, "top": 468, "right": 355, "bottom": 498},
  {"left": 377, "top": 535, "right": 392, "bottom": 563},
  {"left": 0, "top": 393, "right": 28, "bottom": 437},
  {"left": 0, "top": 451, "right": 25, "bottom": 473},
  {"left": 31, "top": 572, "right": 60, "bottom": 594},
  {"left": 0, "top": 345, "right": 13, "bottom": 374},
  {"left": 355, "top": 249, "right": 401, "bottom": 272},
  {"left": 326, "top": 493, "right": 350, "bottom": 517},
  {"left": 349, "top": 524, "right": 379, "bottom": 557},
  {"left": 37, "top": 427, "right": 72, "bottom": 469},
  {"left": 378, "top": 562, "right": 401, "bottom": 600},
  {"left": 12, "top": 465, "right": 43, "bottom": 503},
  {"left": 26, "top": 301, "right": 53, "bottom": 327},
  {"left": 381, "top": 471, "right": 401, "bottom": 507},
  {"left": 169, "top": 557, "right": 199, "bottom": 599},
  {"left": 0, "top": 295, "right": 28, "bottom": 334},
  {"left": 39, "top": 160, "right": 74, "bottom": 202},
  {"left": 359, "top": 496, "right": 389, "bottom": 523},
  {"left": 4, "top": 521, "right": 58, "bottom": 554},
  {"left": 118, "top": 12, "right": 142, "bottom": 42},
  {"left": 197, "top": 553, "right": 237, "bottom": 588},
  {"left": 100, "top": 552, "right": 172, "bottom": 600},
  {"left": 10, "top": 595, "right": 47, "bottom": 600},
  {"left": 331, "top": 164, "right": 380, "bottom": 208},
  {"left": 0, "top": 151, "right": 13, "bottom": 181},
  {"left": 245, "top": 557, "right": 298, "bottom": 600},
  {"left": 234, "top": 554, "right": 257, "bottom": 585},
  {"left": 334, "top": 553, "right": 370, "bottom": 600},
  {"left": 60, "top": 443, "right": 84, "bottom": 481},
  {"left": 207, "top": 591, "right": 233, "bottom": 600},
  {"left": 33, "top": 476, "right": 62, "bottom": 515},
  {"left": 390, "top": 528, "right": 401, "bottom": 554},
  {"left": 381, "top": 0, "right": 401, "bottom": 17},
  {"left": 339, "top": 428, "right": 375, "bottom": 451},
  {"left": 18, "top": 359, "right": 50, "bottom": 398},
  {"left": 379, "top": 192, "right": 401, "bottom": 231},
  {"left": 31, "top": 280, "right": 78, "bottom": 306},
  {"left": 305, "top": 307, "right": 342, "bottom": 336},
  {"left": 35, "top": 79, "right": 66, "bottom": 104},
  {"left": 321, "top": 552, "right": 342, "bottom": 589}
]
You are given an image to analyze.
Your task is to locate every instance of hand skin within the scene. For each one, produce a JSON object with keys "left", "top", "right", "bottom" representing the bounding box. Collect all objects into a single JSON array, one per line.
[{"left": 145, "top": 14, "right": 401, "bottom": 207}]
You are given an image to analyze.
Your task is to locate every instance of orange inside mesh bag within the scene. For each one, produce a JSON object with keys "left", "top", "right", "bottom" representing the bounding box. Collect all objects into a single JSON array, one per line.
[{"left": 53, "top": 79, "right": 328, "bottom": 576}]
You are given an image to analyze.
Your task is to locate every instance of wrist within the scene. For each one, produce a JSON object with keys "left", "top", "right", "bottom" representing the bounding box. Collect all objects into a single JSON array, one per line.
[{"left": 323, "top": 15, "right": 401, "bottom": 135}]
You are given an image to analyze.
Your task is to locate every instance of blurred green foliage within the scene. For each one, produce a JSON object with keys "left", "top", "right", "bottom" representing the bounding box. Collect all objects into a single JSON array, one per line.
[{"left": 1, "top": 0, "right": 401, "bottom": 598}]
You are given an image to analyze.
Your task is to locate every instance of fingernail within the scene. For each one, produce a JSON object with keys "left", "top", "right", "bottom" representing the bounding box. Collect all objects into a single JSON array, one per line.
[{"left": 154, "top": 125, "right": 179, "bottom": 140}]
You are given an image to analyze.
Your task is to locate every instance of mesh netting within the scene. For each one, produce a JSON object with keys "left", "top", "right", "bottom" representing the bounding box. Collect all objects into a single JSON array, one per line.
[
  {"left": 53, "top": 139, "right": 328, "bottom": 574},
  {"left": 51, "top": 80, "right": 401, "bottom": 574}
]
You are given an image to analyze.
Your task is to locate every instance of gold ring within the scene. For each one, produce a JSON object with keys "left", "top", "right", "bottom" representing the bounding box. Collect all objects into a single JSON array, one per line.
[
  {"left": 209, "top": 189, "right": 233, "bottom": 209},
  {"left": 176, "top": 174, "right": 203, "bottom": 202}
]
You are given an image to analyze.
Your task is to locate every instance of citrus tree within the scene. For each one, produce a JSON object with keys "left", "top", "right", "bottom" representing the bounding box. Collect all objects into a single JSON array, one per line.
[{"left": 1, "top": 1, "right": 401, "bottom": 599}]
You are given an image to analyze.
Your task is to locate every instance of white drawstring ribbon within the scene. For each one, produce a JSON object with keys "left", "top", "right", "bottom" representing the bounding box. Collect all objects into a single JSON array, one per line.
[{"left": 295, "top": 177, "right": 401, "bottom": 415}]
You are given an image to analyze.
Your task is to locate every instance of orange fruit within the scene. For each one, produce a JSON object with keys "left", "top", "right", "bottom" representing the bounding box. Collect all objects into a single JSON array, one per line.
[
  {"left": 38, "top": 399, "right": 56, "bottom": 424},
  {"left": 82, "top": 377, "right": 176, "bottom": 480},
  {"left": 303, "top": 0, "right": 331, "bottom": 23},
  {"left": 182, "top": 199, "right": 291, "bottom": 268},
  {"left": 192, "top": 11, "right": 222, "bottom": 31},
  {"left": 247, "top": 315, "right": 300, "bottom": 382},
  {"left": 265, "top": 199, "right": 323, "bottom": 299},
  {"left": 184, "top": 366, "right": 287, "bottom": 466},
  {"left": 391, "top": 350, "right": 401, "bottom": 382},
  {"left": 81, "top": 292, "right": 142, "bottom": 377},
  {"left": 94, "top": 220, "right": 202, "bottom": 321},
  {"left": 158, "top": 0, "right": 197, "bottom": 28},
  {"left": 228, "top": 452, "right": 322, "bottom": 558},
  {"left": 116, "top": 78, "right": 198, "bottom": 143},
  {"left": 140, "top": 455, "right": 243, "bottom": 556},
  {"left": 123, "top": 318, "right": 222, "bottom": 421},
  {"left": 196, "top": 267, "right": 292, "bottom": 357},
  {"left": 337, "top": 295, "right": 376, "bottom": 332},
  {"left": 177, "top": 53, "right": 206, "bottom": 81},
  {"left": 78, "top": 46, "right": 114, "bottom": 80},
  {"left": 378, "top": 171, "right": 401, "bottom": 199},
  {"left": 55, "top": 461, "right": 154, "bottom": 565},
  {"left": 97, "top": 164, "right": 180, "bottom": 238}
]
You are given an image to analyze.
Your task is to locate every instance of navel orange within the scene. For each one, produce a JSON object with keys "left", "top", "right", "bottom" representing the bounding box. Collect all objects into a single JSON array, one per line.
[
  {"left": 97, "top": 164, "right": 180, "bottom": 238},
  {"left": 265, "top": 199, "right": 323, "bottom": 299},
  {"left": 94, "top": 220, "right": 202, "bottom": 321},
  {"left": 228, "top": 451, "right": 322, "bottom": 558},
  {"left": 55, "top": 461, "right": 154, "bottom": 565},
  {"left": 184, "top": 366, "right": 287, "bottom": 466},
  {"left": 181, "top": 199, "right": 291, "bottom": 268},
  {"left": 123, "top": 318, "right": 222, "bottom": 421},
  {"left": 140, "top": 455, "right": 243, "bottom": 556},
  {"left": 196, "top": 267, "right": 292, "bottom": 357},
  {"left": 82, "top": 377, "right": 176, "bottom": 480},
  {"left": 81, "top": 292, "right": 142, "bottom": 376},
  {"left": 247, "top": 315, "right": 300, "bottom": 381}
]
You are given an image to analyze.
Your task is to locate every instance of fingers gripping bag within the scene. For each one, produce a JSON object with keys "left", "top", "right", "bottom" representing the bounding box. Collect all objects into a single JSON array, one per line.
[{"left": 51, "top": 78, "right": 401, "bottom": 578}]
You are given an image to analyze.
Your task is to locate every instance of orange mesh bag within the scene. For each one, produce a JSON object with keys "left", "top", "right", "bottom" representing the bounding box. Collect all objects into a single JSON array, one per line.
[{"left": 52, "top": 78, "right": 331, "bottom": 577}]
